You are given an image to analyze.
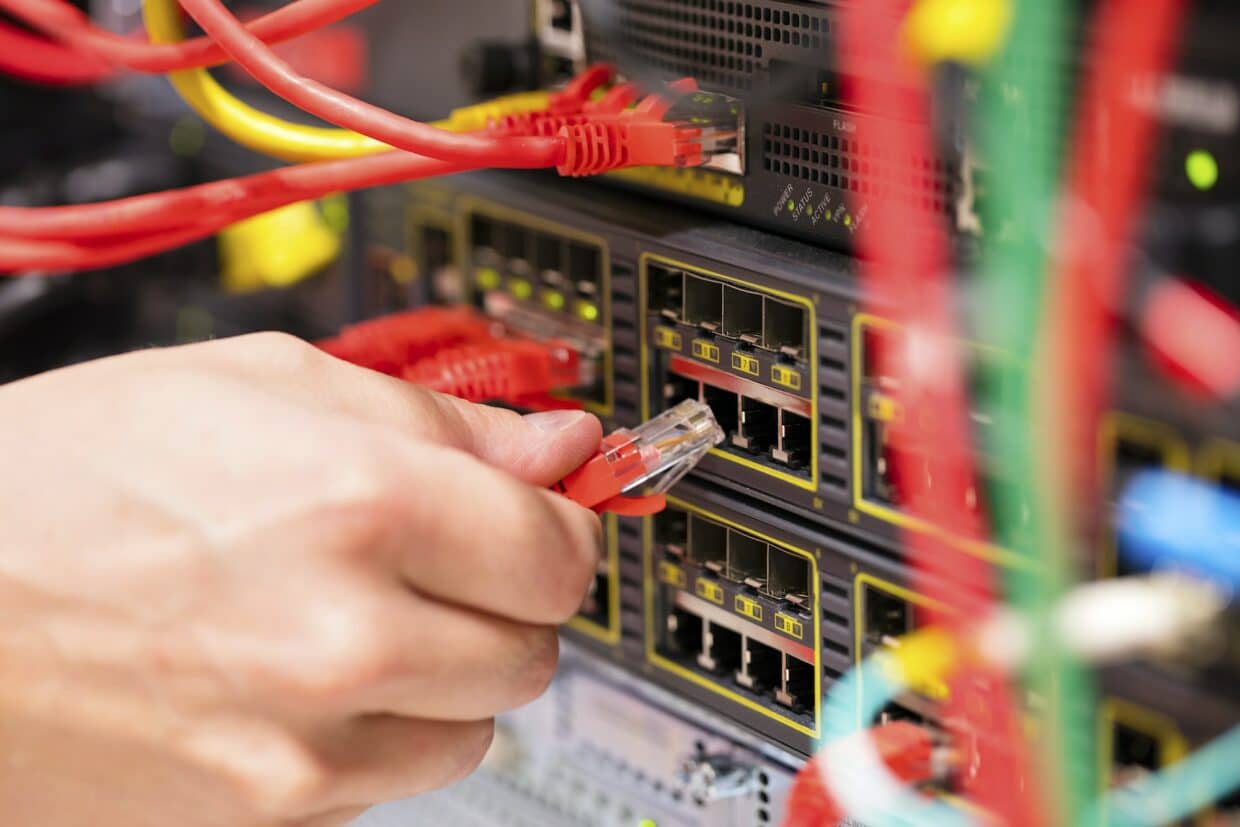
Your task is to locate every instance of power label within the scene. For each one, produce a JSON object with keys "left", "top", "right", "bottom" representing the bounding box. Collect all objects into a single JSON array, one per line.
[
  {"left": 732, "top": 352, "right": 760, "bottom": 376},
  {"left": 734, "top": 595, "right": 763, "bottom": 622},
  {"left": 771, "top": 364, "right": 802, "bottom": 390},
  {"left": 692, "top": 340, "right": 721, "bottom": 363},
  {"left": 775, "top": 613, "right": 804, "bottom": 639},
  {"left": 654, "top": 326, "right": 682, "bottom": 351},
  {"left": 695, "top": 577, "right": 725, "bottom": 605}
]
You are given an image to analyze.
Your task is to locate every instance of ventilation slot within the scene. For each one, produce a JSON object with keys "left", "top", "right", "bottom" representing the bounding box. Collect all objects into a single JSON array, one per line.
[
  {"left": 818, "top": 321, "right": 850, "bottom": 499},
  {"left": 762, "top": 122, "right": 956, "bottom": 215},
  {"left": 584, "top": 1, "right": 831, "bottom": 94},
  {"left": 611, "top": 262, "right": 642, "bottom": 425},
  {"left": 618, "top": 517, "right": 644, "bottom": 643}
]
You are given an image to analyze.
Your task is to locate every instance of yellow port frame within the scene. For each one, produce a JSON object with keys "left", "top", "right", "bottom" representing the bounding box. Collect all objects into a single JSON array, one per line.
[
  {"left": 1098, "top": 698, "right": 1208, "bottom": 825},
  {"left": 1095, "top": 411, "right": 1192, "bottom": 577},
  {"left": 454, "top": 196, "right": 615, "bottom": 418},
  {"left": 644, "top": 496, "right": 823, "bottom": 739},
  {"left": 406, "top": 204, "right": 456, "bottom": 297},
  {"left": 639, "top": 253, "right": 819, "bottom": 492},
  {"left": 567, "top": 514, "right": 622, "bottom": 646},
  {"left": 849, "top": 313, "right": 1029, "bottom": 569}
]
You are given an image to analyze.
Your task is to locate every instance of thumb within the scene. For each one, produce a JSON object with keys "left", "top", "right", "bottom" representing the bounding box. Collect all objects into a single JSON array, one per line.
[{"left": 423, "top": 394, "right": 604, "bottom": 486}]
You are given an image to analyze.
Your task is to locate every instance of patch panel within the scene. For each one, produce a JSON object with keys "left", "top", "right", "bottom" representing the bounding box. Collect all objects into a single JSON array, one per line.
[{"left": 647, "top": 497, "right": 821, "bottom": 752}]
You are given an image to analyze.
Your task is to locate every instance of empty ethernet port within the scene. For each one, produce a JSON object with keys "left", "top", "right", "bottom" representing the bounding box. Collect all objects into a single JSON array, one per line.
[
  {"left": 1112, "top": 437, "right": 1167, "bottom": 575},
  {"left": 469, "top": 214, "right": 497, "bottom": 254},
  {"left": 654, "top": 508, "right": 688, "bottom": 557},
  {"left": 768, "top": 547, "right": 809, "bottom": 602},
  {"left": 648, "top": 264, "right": 684, "bottom": 320},
  {"left": 736, "top": 637, "right": 782, "bottom": 693},
  {"left": 864, "top": 587, "right": 911, "bottom": 649},
  {"left": 547, "top": 0, "right": 573, "bottom": 32},
  {"left": 778, "top": 656, "right": 815, "bottom": 712},
  {"left": 688, "top": 514, "right": 727, "bottom": 570},
  {"left": 698, "top": 621, "right": 742, "bottom": 674},
  {"left": 665, "top": 373, "right": 701, "bottom": 406},
  {"left": 684, "top": 274, "right": 723, "bottom": 331},
  {"left": 773, "top": 410, "right": 811, "bottom": 469},
  {"left": 498, "top": 222, "right": 530, "bottom": 276},
  {"left": 702, "top": 383, "right": 739, "bottom": 436},
  {"left": 1112, "top": 723, "right": 1162, "bottom": 778},
  {"left": 668, "top": 607, "right": 704, "bottom": 658},
  {"left": 726, "top": 531, "right": 767, "bottom": 587},
  {"left": 734, "top": 396, "right": 777, "bottom": 453},
  {"left": 418, "top": 225, "right": 457, "bottom": 304},
  {"left": 534, "top": 233, "right": 564, "bottom": 288},
  {"left": 763, "top": 299, "right": 806, "bottom": 357},
  {"left": 568, "top": 242, "right": 601, "bottom": 298},
  {"left": 722, "top": 285, "right": 764, "bottom": 342}
]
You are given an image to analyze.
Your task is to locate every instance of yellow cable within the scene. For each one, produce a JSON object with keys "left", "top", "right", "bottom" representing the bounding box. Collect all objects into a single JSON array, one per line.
[{"left": 142, "top": 0, "right": 552, "bottom": 162}]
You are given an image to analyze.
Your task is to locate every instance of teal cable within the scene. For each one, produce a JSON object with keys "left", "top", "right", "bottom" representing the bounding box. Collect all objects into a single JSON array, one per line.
[
  {"left": 976, "top": 0, "right": 1097, "bottom": 821},
  {"left": 1090, "top": 725, "right": 1240, "bottom": 826}
]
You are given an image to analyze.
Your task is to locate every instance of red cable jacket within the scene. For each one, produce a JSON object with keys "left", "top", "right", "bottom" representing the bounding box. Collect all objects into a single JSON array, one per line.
[
  {"left": 1141, "top": 279, "right": 1240, "bottom": 400},
  {"left": 0, "top": 155, "right": 473, "bottom": 273},
  {"left": 402, "top": 339, "right": 581, "bottom": 403},
  {"left": 781, "top": 722, "right": 935, "bottom": 827},
  {"left": 839, "top": 3, "right": 1039, "bottom": 825},
  {"left": 174, "top": 0, "right": 565, "bottom": 168},
  {"left": 0, "top": 21, "right": 112, "bottom": 84},
  {"left": 1048, "top": 0, "right": 1188, "bottom": 499},
  {"left": 319, "top": 306, "right": 494, "bottom": 376},
  {"left": 0, "top": 0, "right": 379, "bottom": 73}
]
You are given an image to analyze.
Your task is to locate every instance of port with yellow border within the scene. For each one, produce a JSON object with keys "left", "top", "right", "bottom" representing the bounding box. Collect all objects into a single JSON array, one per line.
[
  {"left": 640, "top": 254, "right": 818, "bottom": 494},
  {"left": 646, "top": 498, "right": 821, "bottom": 740},
  {"left": 457, "top": 198, "right": 613, "bottom": 417},
  {"left": 567, "top": 515, "right": 622, "bottom": 646}
]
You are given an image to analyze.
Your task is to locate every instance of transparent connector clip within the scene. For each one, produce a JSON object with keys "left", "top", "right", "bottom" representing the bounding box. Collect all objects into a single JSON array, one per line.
[{"left": 613, "top": 398, "right": 725, "bottom": 495}]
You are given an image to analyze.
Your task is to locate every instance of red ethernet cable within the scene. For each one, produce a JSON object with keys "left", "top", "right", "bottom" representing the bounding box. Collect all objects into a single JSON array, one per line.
[
  {"left": 318, "top": 306, "right": 495, "bottom": 377},
  {"left": 402, "top": 338, "right": 584, "bottom": 405},
  {"left": 0, "top": 20, "right": 112, "bottom": 84},
  {"left": 172, "top": 0, "right": 565, "bottom": 168},
  {"left": 1048, "top": 0, "right": 1189, "bottom": 497},
  {"left": 832, "top": 2, "right": 1038, "bottom": 824},
  {"left": 0, "top": 0, "right": 379, "bottom": 73}
]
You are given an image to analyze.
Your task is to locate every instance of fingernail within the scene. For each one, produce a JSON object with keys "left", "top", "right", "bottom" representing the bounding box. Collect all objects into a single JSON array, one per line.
[{"left": 524, "top": 410, "right": 589, "bottom": 433}]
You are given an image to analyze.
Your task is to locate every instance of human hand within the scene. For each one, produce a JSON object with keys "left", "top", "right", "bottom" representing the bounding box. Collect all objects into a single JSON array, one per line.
[{"left": 0, "top": 333, "right": 604, "bottom": 827}]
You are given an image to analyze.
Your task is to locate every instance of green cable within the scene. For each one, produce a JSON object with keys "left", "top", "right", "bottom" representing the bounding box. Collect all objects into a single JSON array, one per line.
[{"left": 976, "top": 0, "right": 1097, "bottom": 821}]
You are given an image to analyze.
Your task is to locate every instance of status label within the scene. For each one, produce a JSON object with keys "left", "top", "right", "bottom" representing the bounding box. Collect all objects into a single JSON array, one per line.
[
  {"left": 775, "top": 613, "right": 805, "bottom": 639},
  {"left": 732, "top": 352, "right": 760, "bottom": 376},
  {"left": 734, "top": 595, "right": 763, "bottom": 622},
  {"left": 695, "top": 577, "right": 725, "bottom": 605},
  {"left": 771, "top": 364, "right": 802, "bottom": 390},
  {"left": 654, "top": 326, "right": 682, "bottom": 351},
  {"left": 658, "top": 560, "right": 687, "bottom": 589},
  {"left": 692, "top": 340, "right": 721, "bottom": 363}
]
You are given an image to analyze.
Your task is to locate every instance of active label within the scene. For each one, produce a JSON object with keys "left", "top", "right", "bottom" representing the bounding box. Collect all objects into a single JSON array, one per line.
[
  {"left": 695, "top": 577, "right": 725, "bottom": 605},
  {"left": 775, "top": 613, "right": 805, "bottom": 639},
  {"left": 654, "top": 326, "right": 682, "bottom": 351},
  {"left": 658, "top": 560, "right": 687, "bottom": 589},
  {"left": 692, "top": 340, "right": 721, "bottom": 363},
  {"left": 771, "top": 364, "right": 802, "bottom": 390},
  {"left": 732, "top": 352, "right": 760, "bottom": 376},
  {"left": 734, "top": 594, "right": 763, "bottom": 622}
]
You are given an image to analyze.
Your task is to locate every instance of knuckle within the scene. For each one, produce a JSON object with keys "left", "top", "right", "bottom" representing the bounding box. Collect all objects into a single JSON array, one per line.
[
  {"left": 510, "top": 626, "right": 560, "bottom": 706},
  {"left": 294, "top": 605, "right": 398, "bottom": 702},
  {"left": 542, "top": 507, "right": 602, "bottom": 621},
  {"left": 222, "top": 732, "right": 332, "bottom": 818},
  {"left": 245, "top": 331, "right": 321, "bottom": 373}
]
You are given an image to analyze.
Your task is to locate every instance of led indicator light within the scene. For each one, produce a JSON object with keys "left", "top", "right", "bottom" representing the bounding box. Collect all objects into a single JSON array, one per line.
[
  {"left": 786, "top": 199, "right": 796, "bottom": 212},
  {"left": 1185, "top": 149, "right": 1219, "bottom": 191},
  {"left": 577, "top": 301, "right": 600, "bottom": 322},
  {"left": 475, "top": 267, "right": 501, "bottom": 291},
  {"left": 509, "top": 278, "right": 533, "bottom": 300}
]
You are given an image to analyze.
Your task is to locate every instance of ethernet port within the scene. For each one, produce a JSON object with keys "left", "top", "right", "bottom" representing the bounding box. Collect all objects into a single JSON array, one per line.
[
  {"left": 684, "top": 275, "right": 723, "bottom": 331},
  {"left": 762, "top": 299, "right": 806, "bottom": 358},
  {"left": 734, "top": 397, "right": 777, "bottom": 452},
  {"left": 469, "top": 214, "right": 497, "bottom": 253},
  {"left": 768, "top": 547, "right": 809, "bottom": 602},
  {"left": 499, "top": 222, "right": 530, "bottom": 275},
  {"left": 648, "top": 264, "right": 684, "bottom": 320},
  {"left": 778, "top": 656, "right": 815, "bottom": 712},
  {"left": 722, "top": 286, "right": 763, "bottom": 342},
  {"left": 534, "top": 233, "right": 564, "bottom": 287},
  {"left": 654, "top": 508, "right": 688, "bottom": 556},
  {"left": 579, "top": 566, "right": 609, "bottom": 623},
  {"left": 1112, "top": 438, "right": 1166, "bottom": 576},
  {"left": 688, "top": 514, "right": 727, "bottom": 570},
  {"left": 418, "top": 225, "right": 458, "bottom": 304},
  {"left": 548, "top": 0, "right": 573, "bottom": 32},
  {"left": 668, "top": 608, "right": 704, "bottom": 658},
  {"left": 773, "top": 410, "right": 811, "bottom": 469},
  {"left": 568, "top": 242, "right": 601, "bottom": 296},
  {"left": 864, "top": 587, "right": 912, "bottom": 649},
  {"left": 1112, "top": 723, "right": 1161, "bottom": 776},
  {"left": 726, "top": 531, "right": 767, "bottom": 587},
  {"left": 698, "top": 621, "right": 742, "bottom": 674},
  {"left": 665, "top": 373, "right": 701, "bottom": 406},
  {"left": 702, "top": 383, "right": 739, "bottom": 436},
  {"left": 736, "top": 637, "right": 782, "bottom": 693}
]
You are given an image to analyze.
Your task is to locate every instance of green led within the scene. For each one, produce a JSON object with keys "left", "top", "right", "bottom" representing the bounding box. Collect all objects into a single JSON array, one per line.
[
  {"left": 638, "top": 820, "right": 658, "bottom": 827},
  {"left": 1186, "top": 149, "right": 1219, "bottom": 191},
  {"left": 475, "top": 266, "right": 501, "bottom": 291},
  {"left": 576, "top": 300, "right": 600, "bottom": 322},
  {"left": 509, "top": 277, "right": 533, "bottom": 300},
  {"left": 542, "top": 289, "right": 566, "bottom": 311},
  {"left": 786, "top": 199, "right": 796, "bottom": 212}
]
